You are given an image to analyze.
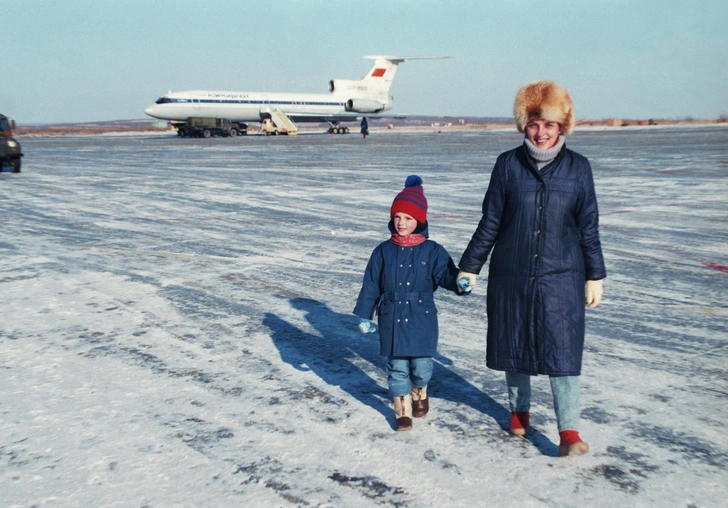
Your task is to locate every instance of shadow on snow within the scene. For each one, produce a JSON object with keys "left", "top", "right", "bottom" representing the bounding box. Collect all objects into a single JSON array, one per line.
[{"left": 264, "top": 297, "right": 560, "bottom": 457}]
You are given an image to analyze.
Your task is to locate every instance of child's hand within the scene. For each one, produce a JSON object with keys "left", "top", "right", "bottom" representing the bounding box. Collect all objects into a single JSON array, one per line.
[
  {"left": 457, "top": 271, "right": 477, "bottom": 293},
  {"left": 358, "top": 318, "right": 378, "bottom": 334},
  {"left": 457, "top": 277, "right": 473, "bottom": 294}
]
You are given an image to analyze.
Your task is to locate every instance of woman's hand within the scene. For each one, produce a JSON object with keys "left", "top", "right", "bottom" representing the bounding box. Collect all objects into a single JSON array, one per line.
[{"left": 586, "top": 280, "right": 603, "bottom": 308}]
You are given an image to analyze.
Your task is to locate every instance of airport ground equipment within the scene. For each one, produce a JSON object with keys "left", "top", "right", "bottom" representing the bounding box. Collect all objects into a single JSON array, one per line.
[
  {"left": 259, "top": 109, "right": 299, "bottom": 135},
  {"left": 0, "top": 113, "right": 23, "bottom": 173},
  {"left": 173, "top": 117, "right": 248, "bottom": 137}
]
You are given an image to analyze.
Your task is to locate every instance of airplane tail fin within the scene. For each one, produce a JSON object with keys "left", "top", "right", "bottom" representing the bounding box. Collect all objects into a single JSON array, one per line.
[{"left": 329, "top": 55, "right": 450, "bottom": 101}]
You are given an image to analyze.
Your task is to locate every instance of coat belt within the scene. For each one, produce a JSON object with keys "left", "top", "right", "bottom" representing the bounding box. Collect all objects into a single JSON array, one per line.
[{"left": 381, "top": 291, "right": 433, "bottom": 303}]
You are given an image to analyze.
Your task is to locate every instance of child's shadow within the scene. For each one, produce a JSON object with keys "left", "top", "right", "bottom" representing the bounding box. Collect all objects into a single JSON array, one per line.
[
  {"left": 263, "top": 299, "right": 392, "bottom": 421},
  {"left": 264, "top": 297, "right": 558, "bottom": 456}
]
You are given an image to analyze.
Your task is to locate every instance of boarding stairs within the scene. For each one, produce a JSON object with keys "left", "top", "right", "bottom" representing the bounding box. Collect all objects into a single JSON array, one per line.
[{"left": 269, "top": 109, "right": 298, "bottom": 135}]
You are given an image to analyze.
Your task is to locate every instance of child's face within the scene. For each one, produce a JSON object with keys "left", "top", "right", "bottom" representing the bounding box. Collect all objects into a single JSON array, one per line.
[{"left": 393, "top": 212, "right": 418, "bottom": 236}]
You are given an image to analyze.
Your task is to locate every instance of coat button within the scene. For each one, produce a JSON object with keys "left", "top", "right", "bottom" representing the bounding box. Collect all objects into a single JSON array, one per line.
[
  {"left": 404, "top": 318, "right": 408, "bottom": 322},
  {"left": 406, "top": 282, "right": 410, "bottom": 285}
]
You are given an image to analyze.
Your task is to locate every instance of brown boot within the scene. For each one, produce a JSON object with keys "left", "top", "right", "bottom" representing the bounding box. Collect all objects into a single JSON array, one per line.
[
  {"left": 558, "top": 430, "right": 590, "bottom": 456},
  {"left": 394, "top": 395, "right": 413, "bottom": 431},
  {"left": 411, "top": 385, "right": 429, "bottom": 418}
]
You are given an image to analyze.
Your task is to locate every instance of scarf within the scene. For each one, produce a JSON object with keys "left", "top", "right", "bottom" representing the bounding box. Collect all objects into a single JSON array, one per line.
[
  {"left": 524, "top": 135, "right": 565, "bottom": 170},
  {"left": 390, "top": 234, "right": 427, "bottom": 247}
]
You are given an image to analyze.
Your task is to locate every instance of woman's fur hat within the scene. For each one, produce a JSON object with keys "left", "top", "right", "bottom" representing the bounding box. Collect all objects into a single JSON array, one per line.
[{"left": 514, "top": 81, "right": 575, "bottom": 135}]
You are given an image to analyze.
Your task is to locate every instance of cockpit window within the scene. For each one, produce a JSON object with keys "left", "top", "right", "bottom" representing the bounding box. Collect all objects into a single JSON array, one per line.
[
  {"left": 155, "top": 97, "right": 171, "bottom": 104},
  {"left": 0, "top": 118, "right": 9, "bottom": 131}
]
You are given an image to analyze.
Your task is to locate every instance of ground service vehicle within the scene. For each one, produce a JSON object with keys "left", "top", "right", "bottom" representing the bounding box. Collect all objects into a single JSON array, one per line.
[
  {"left": 0, "top": 114, "right": 23, "bottom": 173},
  {"left": 173, "top": 117, "right": 248, "bottom": 138}
]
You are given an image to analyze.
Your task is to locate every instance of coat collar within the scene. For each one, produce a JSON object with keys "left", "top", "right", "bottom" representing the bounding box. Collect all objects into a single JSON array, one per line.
[{"left": 515, "top": 143, "right": 567, "bottom": 181}]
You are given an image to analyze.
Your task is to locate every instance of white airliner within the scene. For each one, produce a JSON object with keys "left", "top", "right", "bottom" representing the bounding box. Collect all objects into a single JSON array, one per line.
[{"left": 144, "top": 55, "right": 448, "bottom": 134}]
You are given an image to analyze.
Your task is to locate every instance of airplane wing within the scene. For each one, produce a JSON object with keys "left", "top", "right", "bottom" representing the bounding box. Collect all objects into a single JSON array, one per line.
[
  {"left": 287, "top": 112, "right": 408, "bottom": 123},
  {"left": 287, "top": 112, "right": 363, "bottom": 123}
]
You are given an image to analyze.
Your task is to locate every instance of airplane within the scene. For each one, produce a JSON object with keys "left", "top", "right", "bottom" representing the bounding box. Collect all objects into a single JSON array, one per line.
[{"left": 143, "top": 55, "right": 449, "bottom": 135}]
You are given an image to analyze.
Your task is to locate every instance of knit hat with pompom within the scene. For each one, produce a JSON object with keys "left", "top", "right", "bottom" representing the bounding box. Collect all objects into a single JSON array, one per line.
[{"left": 390, "top": 175, "right": 427, "bottom": 224}]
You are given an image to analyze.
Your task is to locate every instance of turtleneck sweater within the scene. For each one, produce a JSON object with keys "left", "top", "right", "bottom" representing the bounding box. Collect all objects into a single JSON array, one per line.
[{"left": 524, "top": 135, "right": 565, "bottom": 170}]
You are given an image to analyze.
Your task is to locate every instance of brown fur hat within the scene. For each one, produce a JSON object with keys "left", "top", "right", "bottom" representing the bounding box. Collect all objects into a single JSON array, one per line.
[{"left": 514, "top": 81, "right": 575, "bottom": 135}]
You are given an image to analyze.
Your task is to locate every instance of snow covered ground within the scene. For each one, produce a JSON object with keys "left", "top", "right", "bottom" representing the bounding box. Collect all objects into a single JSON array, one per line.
[{"left": 1, "top": 126, "right": 727, "bottom": 507}]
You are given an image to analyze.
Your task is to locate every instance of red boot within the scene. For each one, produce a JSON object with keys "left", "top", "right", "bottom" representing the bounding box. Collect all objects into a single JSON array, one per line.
[
  {"left": 509, "top": 411, "right": 530, "bottom": 436},
  {"left": 559, "top": 430, "right": 589, "bottom": 456}
]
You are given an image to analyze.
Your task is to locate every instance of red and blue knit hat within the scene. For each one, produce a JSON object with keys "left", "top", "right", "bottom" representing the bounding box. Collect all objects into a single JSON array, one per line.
[{"left": 390, "top": 175, "right": 428, "bottom": 224}]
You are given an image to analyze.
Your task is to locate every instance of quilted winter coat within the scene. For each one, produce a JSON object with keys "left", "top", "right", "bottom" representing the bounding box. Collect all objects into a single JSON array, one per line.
[
  {"left": 459, "top": 144, "right": 606, "bottom": 376},
  {"left": 354, "top": 223, "right": 460, "bottom": 357}
]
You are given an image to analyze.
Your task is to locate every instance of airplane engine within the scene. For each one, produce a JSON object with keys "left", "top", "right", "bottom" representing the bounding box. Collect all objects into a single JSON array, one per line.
[{"left": 345, "top": 99, "right": 385, "bottom": 113}]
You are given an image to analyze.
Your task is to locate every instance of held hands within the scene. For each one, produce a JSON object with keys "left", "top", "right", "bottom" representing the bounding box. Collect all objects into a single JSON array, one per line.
[
  {"left": 457, "top": 271, "right": 477, "bottom": 293},
  {"left": 358, "top": 318, "right": 378, "bottom": 334},
  {"left": 586, "top": 279, "right": 603, "bottom": 308},
  {"left": 457, "top": 277, "right": 472, "bottom": 294}
]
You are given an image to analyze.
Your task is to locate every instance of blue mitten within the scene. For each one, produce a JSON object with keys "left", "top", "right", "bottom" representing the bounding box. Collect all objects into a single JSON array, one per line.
[
  {"left": 358, "top": 318, "right": 378, "bottom": 334},
  {"left": 457, "top": 277, "right": 472, "bottom": 294}
]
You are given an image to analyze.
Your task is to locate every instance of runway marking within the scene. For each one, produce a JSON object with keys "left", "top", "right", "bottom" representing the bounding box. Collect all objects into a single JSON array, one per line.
[
  {"left": 701, "top": 262, "right": 728, "bottom": 274},
  {"left": 602, "top": 225, "right": 728, "bottom": 275}
]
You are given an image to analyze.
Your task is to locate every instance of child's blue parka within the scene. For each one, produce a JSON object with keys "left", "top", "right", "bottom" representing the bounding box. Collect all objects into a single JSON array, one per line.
[{"left": 354, "top": 222, "right": 460, "bottom": 357}]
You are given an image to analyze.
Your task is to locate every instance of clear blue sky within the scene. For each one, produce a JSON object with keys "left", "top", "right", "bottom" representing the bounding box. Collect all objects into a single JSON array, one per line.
[{"left": 3, "top": 0, "right": 727, "bottom": 123}]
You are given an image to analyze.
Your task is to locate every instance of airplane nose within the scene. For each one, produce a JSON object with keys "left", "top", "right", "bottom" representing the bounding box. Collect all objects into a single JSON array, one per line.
[{"left": 144, "top": 104, "right": 157, "bottom": 117}]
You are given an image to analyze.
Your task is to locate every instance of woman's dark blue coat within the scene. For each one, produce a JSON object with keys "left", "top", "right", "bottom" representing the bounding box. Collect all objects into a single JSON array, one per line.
[
  {"left": 354, "top": 223, "right": 460, "bottom": 357},
  {"left": 459, "top": 144, "right": 606, "bottom": 376}
]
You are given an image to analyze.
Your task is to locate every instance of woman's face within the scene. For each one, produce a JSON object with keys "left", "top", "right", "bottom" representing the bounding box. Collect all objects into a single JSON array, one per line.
[{"left": 526, "top": 119, "right": 562, "bottom": 149}]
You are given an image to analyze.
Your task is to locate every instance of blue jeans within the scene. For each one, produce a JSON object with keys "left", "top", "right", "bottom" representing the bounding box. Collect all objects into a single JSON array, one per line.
[
  {"left": 386, "top": 357, "right": 434, "bottom": 397},
  {"left": 505, "top": 371, "right": 580, "bottom": 432}
]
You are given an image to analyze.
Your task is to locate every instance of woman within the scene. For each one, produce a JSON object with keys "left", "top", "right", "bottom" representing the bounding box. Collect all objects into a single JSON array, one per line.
[{"left": 458, "top": 81, "right": 606, "bottom": 456}]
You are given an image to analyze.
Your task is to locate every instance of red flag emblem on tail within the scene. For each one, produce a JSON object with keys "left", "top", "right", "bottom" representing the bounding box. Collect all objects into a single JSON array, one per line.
[{"left": 371, "top": 68, "right": 386, "bottom": 77}]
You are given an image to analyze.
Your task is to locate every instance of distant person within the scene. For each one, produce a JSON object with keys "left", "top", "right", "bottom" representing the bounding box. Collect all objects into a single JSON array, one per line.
[
  {"left": 361, "top": 117, "right": 369, "bottom": 138},
  {"left": 457, "top": 81, "right": 606, "bottom": 456},
  {"left": 354, "top": 175, "right": 470, "bottom": 431}
]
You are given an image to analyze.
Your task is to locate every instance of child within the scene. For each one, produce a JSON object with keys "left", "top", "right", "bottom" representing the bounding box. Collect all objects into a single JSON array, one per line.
[{"left": 354, "top": 175, "right": 470, "bottom": 431}]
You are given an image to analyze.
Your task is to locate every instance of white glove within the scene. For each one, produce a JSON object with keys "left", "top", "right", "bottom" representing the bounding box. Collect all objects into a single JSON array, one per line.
[
  {"left": 457, "top": 271, "right": 477, "bottom": 293},
  {"left": 586, "top": 279, "right": 603, "bottom": 308},
  {"left": 358, "top": 318, "right": 378, "bottom": 334}
]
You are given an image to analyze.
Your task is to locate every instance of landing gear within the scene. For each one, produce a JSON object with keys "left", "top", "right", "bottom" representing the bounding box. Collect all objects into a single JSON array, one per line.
[{"left": 327, "top": 122, "right": 350, "bottom": 134}]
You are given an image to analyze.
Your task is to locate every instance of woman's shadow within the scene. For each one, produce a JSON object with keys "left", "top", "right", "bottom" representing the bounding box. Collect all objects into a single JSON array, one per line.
[{"left": 263, "top": 297, "right": 558, "bottom": 456}]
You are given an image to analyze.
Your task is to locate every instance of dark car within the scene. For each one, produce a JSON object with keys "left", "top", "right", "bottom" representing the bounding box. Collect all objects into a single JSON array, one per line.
[{"left": 0, "top": 114, "right": 23, "bottom": 173}]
